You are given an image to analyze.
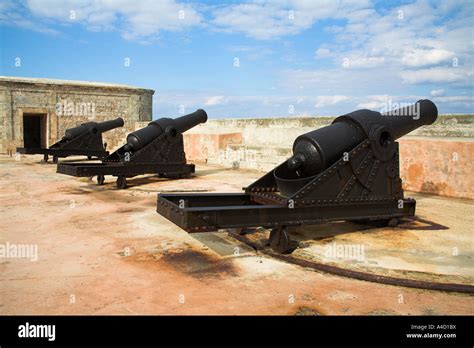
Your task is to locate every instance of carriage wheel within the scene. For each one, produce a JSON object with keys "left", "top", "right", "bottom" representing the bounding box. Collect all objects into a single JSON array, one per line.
[
  {"left": 97, "top": 174, "right": 105, "bottom": 186},
  {"left": 387, "top": 218, "right": 398, "bottom": 227},
  {"left": 269, "top": 226, "right": 292, "bottom": 254},
  {"left": 116, "top": 176, "right": 127, "bottom": 189}
]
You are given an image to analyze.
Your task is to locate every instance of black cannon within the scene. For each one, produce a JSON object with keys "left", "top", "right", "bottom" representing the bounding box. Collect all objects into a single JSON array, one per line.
[
  {"left": 57, "top": 109, "right": 208, "bottom": 189},
  {"left": 157, "top": 100, "right": 438, "bottom": 254},
  {"left": 16, "top": 118, "right": 124, "bottom": 163}
]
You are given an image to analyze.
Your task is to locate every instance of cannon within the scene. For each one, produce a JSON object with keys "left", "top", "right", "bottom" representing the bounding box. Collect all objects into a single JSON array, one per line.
[
  {"left": 157, "top": 100, "right": 438, "bottom": 254},
  {"left": 16, "top": 118, "right": 124, "bottom": 163},
  {"left": 57, "top": 109, "right": 208, "bottom": 189}
]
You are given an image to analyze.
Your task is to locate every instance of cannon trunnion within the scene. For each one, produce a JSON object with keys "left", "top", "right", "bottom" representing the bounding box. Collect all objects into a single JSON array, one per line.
[
  {"left": 56, "top": 110, "right": 208, "bottom": 189},
  {"left": 157, "top": 100, "right": 438, "bottom": 254},
  {"left": 16, "top": 117, "right": 124, "bottom": 163}
]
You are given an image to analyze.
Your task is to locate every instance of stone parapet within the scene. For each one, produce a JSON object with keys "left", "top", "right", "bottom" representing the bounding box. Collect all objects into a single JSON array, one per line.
[{"left": 183, "top": 116, "right": 473, "bottom": 199}]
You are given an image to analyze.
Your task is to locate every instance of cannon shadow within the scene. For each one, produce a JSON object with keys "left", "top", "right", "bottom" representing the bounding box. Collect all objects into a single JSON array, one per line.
[{"left": 287, "top": 216, "right": 449, "bottom": 243}]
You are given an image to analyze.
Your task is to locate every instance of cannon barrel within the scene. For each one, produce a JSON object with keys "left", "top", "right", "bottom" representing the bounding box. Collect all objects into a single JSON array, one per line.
[
  {"left": 95, "top": 117, "right": 125, "bottom": 134},
  {"left": 124, "top": 109, "right": 208, "bottom": 152},
  {"left": 382, "top": 99, "right": 438, "bottom": 139},
  {"left": 64, "top": 117, "right": 124, "bottom": 140},
  {"left": 285, "top": 100, "right": 438, "bottom": 178}
]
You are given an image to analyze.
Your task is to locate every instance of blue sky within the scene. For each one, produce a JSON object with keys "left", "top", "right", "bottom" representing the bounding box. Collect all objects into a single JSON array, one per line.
[{"left": 1, "top": 0, "right": 473, "bottom": 119}]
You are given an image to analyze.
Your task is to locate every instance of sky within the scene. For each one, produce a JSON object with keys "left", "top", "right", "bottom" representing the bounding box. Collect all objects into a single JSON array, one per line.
[{"left": 0, "top": 0, "right": 473, "bottom": 119}]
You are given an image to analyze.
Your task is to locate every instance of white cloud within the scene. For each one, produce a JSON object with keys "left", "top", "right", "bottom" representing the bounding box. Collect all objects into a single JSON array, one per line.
[
  {"left": 210, "top": 0, "right": 371, "bottom": 40},
  {"left": 324, "top": 25, "right": 344, "bottom": 34},
  {"left": 211, "top": 2, "right": 300, "bottom": 40},
  {"left": 24, "top": 0, "right": 202, "bottom": 39},
  {"left": 357, "top": 101, "right": 383, "bottom": 109},
  {"left": 430, "top": 95, "right": 474, "bottom": 112},
  {"left": 355, "top": 95, "right": 421, "bottom": 110},
  {"left": 280, "top": 67, "right": 404, "bottom": 96},
  {"left": 357, "top": 95, "right": 391, "bottom": 109},
  {"left": 154, "top": 92, "right": 355, "bottom": 118},
  {"left": 430, "top": 89, "right": 445, "bottom": 97},
  {"left": 315, "top": 48, "right": 331, "bottom": 58},
  {"left": 0, "top": 0, "right": 59, "bottom": 34},
  {"left": 341, "top": 54, "right": 385, "bottom": 69},
  {"left": 433, "top": 96, "right": 474, "bottom": 104},
  {"left": 315, "top": 95, "right": 350, "bottom": 108},
  {"left": 279, "top": 0, "right": 474, "bottom": 93},
  {"left": 2, "top": 0, "right": 473, "bottom": 114},
  {"left": 153, "top": 90, "right": 472, "bottom": 118},
  {"left": 204, "top": 96, "right": 226, "bottom": 106},
  {"left": 401, "top": 66, "right": 472, "bottom": 85},
  {"left": 227, "top": 45, "right": 274, "bottom": 61},
  {"left": 401, "top": 48, "right": 454, "bottom": 67}
]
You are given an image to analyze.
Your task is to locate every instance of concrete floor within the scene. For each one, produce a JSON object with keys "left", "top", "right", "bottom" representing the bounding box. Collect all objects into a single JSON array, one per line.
[{"left": 0, "top": 154, "right": 473, "bottom": 315}]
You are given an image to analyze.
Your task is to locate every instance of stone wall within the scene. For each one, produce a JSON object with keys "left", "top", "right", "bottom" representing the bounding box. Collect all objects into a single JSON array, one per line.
[
  {"left": 399, "top": 137, "right": 473, "bottom": 199},
  {"left": 187, "top": 114, "right": 474, "bottom": 148},
  {"left": 184, "top": 115, "right": 474, "bottom": 199},
  {"left": 0, "top": 78, "right": 153, "bottom": 153}
]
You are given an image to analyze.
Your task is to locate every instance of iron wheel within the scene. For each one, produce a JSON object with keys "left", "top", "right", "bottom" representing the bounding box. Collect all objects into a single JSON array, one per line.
[
  {"left": 116, "top": 176, "right": 127, "bottom": 189},
  {"left": 97, "top": 174, "right": 105, "bottom": 185},
  {"left": 269, "top": 226, "right": 292, "bottom": 254}
]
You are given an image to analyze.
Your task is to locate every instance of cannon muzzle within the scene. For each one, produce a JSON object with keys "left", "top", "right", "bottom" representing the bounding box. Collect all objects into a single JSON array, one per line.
[
  {"left": 382, "top": 99, "right": 438, "bottom": 139},
  {"left": 124, "top": 109, "right": 208, "bottom": 152},
  {"left": 173, "top": 109, "right": 208, "bottom": 133},
  {"left": 95, "top": 117, "right": 125, "bottom": 134},
  {"left": 64, "top": 117, "right": 124, "bottom": 140},
  {"left": 282, "top": 99, "right": 438, "bottom": 180}
]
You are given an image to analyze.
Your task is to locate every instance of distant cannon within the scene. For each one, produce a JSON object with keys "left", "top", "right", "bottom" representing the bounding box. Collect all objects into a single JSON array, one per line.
[
  {"left": 57, "top": 110, "right": 208, "bottom": 189},
  {"left": 123, "top": 109, "right": 207, "bottom": 153},
  {"left": 157, "top": 100, "right": 438, "bottom": 254},
  {"left": 64, "top": 118, "right": 124, "bottom": 141},
  {"left": 16, "top": 117, "right": 124, "bottom": 163}
]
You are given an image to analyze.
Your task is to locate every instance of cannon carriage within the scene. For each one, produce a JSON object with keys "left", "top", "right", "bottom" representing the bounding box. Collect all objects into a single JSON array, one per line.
[
  {"left": 16, "top": 117, "right": 124, "bottom": 163},
  {"left": 156, "top": 100, "right": 438, "bottom": 254},
  {"left": 56, "top": 109, "right": 208, "bottom": 189}
]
